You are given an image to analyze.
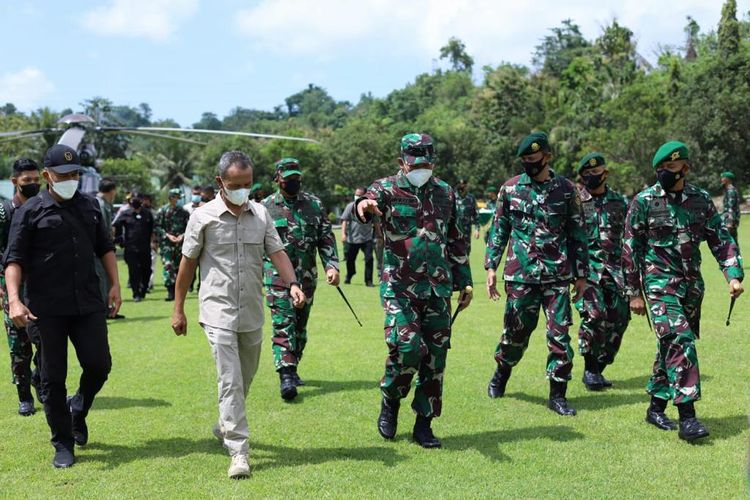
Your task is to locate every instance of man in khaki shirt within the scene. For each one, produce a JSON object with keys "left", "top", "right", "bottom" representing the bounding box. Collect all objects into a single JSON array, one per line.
[{"left": 171, "top": 151, "right": 304, "bottom": 479}]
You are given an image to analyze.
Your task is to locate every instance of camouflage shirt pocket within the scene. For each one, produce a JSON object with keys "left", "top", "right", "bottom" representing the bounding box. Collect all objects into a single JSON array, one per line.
[
  {"left": 647, "top": 218, "right": 677, "bottom": 247},
  {"left": 390, "top": 204, "right": 417, "bottom": 235},
  {"left": 546, "top": 201, "right": 568, "bottom": 231}
]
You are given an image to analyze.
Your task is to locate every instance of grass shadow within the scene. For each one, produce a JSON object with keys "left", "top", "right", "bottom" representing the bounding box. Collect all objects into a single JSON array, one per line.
[
  {"left": 82, "top": 438, "right": 223, "bottom": 469},
  {"left": 608, "top": 374, "right": 712, "bottom": 391},
  {"left": 294, "top": 379, "right": 376, "bottom": 401},
  {"left": 700, "top": 414, "right": 748, "bottom": 442},
  {"left": 506, "top": 391, "right": 645, "bottom": 411},
  {"left": 251, "top": 442, "right": 405, "bottom": 472},
  {"left": 107, "top": 315, "right": 166, "bottom": 324},
  {"left": 93, "top": 397, "right": 172, "bottom": 410},
  {"left": 442, "top": 426, "right": 584, "bottom": 462}
]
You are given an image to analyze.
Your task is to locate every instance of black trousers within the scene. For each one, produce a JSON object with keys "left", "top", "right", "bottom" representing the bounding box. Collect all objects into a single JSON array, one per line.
[
  {"left": 27, "top": 312, "right": 111, "bottom": 450},
  {"left": 345, "top": 240, "right": 374, "bottom": 284},
  {"left": 124, "top": 248, "right": 152, "bottom": 299}
]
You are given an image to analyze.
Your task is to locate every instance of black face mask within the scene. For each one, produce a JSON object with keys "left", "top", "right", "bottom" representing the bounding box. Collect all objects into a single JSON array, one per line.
[
  {"left": 523, "top": 158, "right": 545, "bottom": 177},
  {"left": 253, "top": 192, "right": 264, "bottom": 202},
  {"left": 19, "top": 183, "right": 40, "bottom": 198},
  {"left": 282, "top": 179, "right": 301, "bottom": 196},
  {"left": 130, "top": 199, "right": 143, "bottom": 209},
  {"left": 657, "top": 168, "right": 684, "bottom": 191},
  {"left": 582, "top": 173, "right": 605, "bottom": 190}
]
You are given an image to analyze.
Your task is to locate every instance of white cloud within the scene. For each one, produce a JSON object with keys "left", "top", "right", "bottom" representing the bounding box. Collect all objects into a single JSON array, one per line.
[
  {"left": 234, "top": 0, "right": 729, "bottom": 66},
  {"left": 81, "top": 0, "right": 199, "bottom": 42},
  {"left": 0, "top": 67, "right": 54, "bottom": 109}
]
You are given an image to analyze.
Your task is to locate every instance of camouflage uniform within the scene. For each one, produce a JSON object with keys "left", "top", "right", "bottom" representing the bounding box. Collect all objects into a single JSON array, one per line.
[
  {"left": 623, "top": 182, "right": 743, "bottom": 405},
  {"left": 154, "top": 201, "right": 190, "bottom": 289},
  {"left": 576, "top": 185, "right": 630, "bottom": 367},
  {"left": 722, "top": 183, "right": 741, "bottom": 243},
  {"left": 0, "top": 196, "right": 39, "bottom": 400},
  {"left": 359, "top": 171, "right": 471, "bottom": 418},
  {"left": 455, "top": 191, "right": 478, "bottom": 255},
  {"left": 485, "top": 170, "right": 587, "bottom": 381},
  {"left": 262, "top": 191, "right": 338, "bottom": 370}
]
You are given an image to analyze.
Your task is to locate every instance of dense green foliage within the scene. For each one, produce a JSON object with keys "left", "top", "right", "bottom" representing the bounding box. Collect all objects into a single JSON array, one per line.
[{"left": 1, "top": 3, "right": 748, "bottom": 205}]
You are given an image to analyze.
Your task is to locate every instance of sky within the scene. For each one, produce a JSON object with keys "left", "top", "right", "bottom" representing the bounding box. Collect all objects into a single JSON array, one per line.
[{"left": 1, "top": 0, "right": 748, "bottom": 127}]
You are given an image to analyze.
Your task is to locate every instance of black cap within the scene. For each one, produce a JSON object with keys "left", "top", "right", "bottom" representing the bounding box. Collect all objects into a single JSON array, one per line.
[{"left": 43, "top": 145, "right": 82, "bottom": 174}]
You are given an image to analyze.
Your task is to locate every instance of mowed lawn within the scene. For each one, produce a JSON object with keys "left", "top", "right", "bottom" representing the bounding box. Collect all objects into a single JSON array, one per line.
[{"left": 1, "top": 219, "right": 749, "bottom": 498}]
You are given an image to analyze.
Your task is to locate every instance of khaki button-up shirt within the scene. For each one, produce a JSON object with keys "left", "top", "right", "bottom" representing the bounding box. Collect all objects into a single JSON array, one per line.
[{"left": 182, "top": 196, "right": 285, "bottom": 332}]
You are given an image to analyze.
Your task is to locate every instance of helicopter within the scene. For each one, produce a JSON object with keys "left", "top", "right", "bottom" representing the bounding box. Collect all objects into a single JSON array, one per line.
[{"left": 0, "top": 112, "right": 319, "bottom": 196}]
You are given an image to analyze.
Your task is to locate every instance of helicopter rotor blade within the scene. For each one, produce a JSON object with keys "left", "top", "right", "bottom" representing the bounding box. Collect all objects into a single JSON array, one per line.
[
  {"left": 0, "top": 129, "right": 60, "bottom": 138},
  {"left": 0, "top": 131, "right": 51, "bottom": 142},
  {"left": 101, "top": 128, "right": 207, "bottom": 146},
  {"left": 107, "top": 126, "right": 320, "bottom": 144}
]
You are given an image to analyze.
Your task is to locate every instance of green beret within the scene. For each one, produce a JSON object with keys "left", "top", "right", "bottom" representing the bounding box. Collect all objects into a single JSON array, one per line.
[
  {"left": 517, "top": 132, "right": 550, "bottom": 157},
  {"left": 721, "top": 171, "right": 735, "bottom": 180},
  {"left": 168, "top": 188, "right": 182, "bottom": 197},
  {"left": 486, "top": 185, "right": 497, "bottom": 192},
  {"left": 652, "top": 141, "right": 689, "bottom": 168},
  {"left": 250, "top": 182, "right": 262, "bottom": 192},
  {"left": 578, "top": 152, "right": 606, "bottom": 173}
]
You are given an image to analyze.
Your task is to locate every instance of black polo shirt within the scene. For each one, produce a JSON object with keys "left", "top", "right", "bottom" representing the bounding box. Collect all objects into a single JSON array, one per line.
[
  {"left": 113, "top": 207, "right": 153, "bottom": 253},
  {"left": 4, "top": 190, "right": 115, "bottom": 316}
]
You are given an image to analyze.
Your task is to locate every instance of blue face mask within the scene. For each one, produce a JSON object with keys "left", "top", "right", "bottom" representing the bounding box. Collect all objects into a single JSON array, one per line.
[{"left": 191, "top": 194, "right": 202, "bottom": 204}]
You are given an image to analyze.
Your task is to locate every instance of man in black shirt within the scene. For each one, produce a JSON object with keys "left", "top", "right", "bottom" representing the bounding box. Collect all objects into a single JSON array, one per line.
[
  {"left": 113, "top": 193, "right": 154, "bottom": 302},
  {"left": 4, "top": 144, "right": 121, "bottom": 468}
]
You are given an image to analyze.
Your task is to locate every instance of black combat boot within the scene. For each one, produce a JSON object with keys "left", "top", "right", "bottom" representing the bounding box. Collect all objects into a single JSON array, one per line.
[
  {"left": 645, "top": 396, "right": 676, "bottom": 431},
  {"left": 17, "top": 384, "right": 36, "bottom": 416},
  {"left": 581, "top": 354, "right": 604, "bottom": 391},
  {"left": 68, "top": 394, "right": 88, "bottom": 446},
  {"left": 377, "top": 397, "right": 400, "bottom": 439},
  {"left": 290, "top": 365, "right": 305, "bottom": 386},
  {"left": 165, "top": 285, "right": 175, "bottom": 302},
  {"left": 279, "top": 367, "right": 297, "bottom": 401},
  {"left": 52, "top": 444, "right": 75, "bottom": 469},
  {"left": 487, "top": 365, "right": 511, "bottom": 398},
  {"left": 677, "top": 402, "right": 709, "bottom": 442},
  {"left": 412, "top": 415, "right": 441, "bottom": 448},
  {"left": 548, "top": 381, "right": 576, "bottom": 416}
]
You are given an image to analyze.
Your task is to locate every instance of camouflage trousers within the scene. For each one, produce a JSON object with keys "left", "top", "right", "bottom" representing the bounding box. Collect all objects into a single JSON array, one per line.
[
  {"left": 381, "top": 293, "right": 451, "bottom": 418},
  {"left": 495, "top": 282, "right": 574, "bottom": 382},
  {"left": 265, "top": 285, "right": 314, "bottom": 370},
  {"left": 159, "top": 243, "right": 182, "bottom": 288},
  {"left": 575, "top": 274, "right": 630, "bottom": 366},
  {"left": 646, "top": 289, "right": 703, "bottom": 405},
  {"left": 2, "top": 285, "right": 39, "bottom": 393}
]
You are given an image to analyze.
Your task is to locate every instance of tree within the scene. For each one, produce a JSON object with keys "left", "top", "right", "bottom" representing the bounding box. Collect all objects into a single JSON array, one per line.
[
  {"left": 718, "top": 0, "right": 740, "bottom": 58},
  {"left": 533, "top": 19, "right": 591, "bottom": 78},
  {"left": 439, "top": 37, "right": 474, "bottom": 73}
]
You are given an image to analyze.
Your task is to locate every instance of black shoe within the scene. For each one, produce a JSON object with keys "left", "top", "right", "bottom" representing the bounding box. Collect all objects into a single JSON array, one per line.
[
  {"left": 487, "top": 367, "right": 510, "bottom": 398},
  {"left": 645, "top": 409, "right": 678, "bottom": 431},
  {"left": 344, "top": 278, "right": 352, "bottom": 285},
  {"left": 548, "top": 397, "right": 577, "bottom": 416},
  {"left": 412, "top": 416, "right": 441, "bottom": 448},
  {"left": 68, "top": 396, "right": 88, "bottom": 446},
  {"left": 279, "top": 369, "right": 298, "bottom": 401},
  {"left": 112, "top": 313, "right": 126, "bottom": 320},
  {"left": 52, "top": 446, "right": 75, "bottom": 468},
  {"left": 678, "top": 417, "right": 709, "bottom": 442},
  {"left": 290, "top": 366, "right": 305, "bottom": 386},
  {"left": 582, "top": 370, "right": 605, "bottom": 391},
  {"left": 18, "top": 400, "right": 36, "bottom": 416},
  {"left": 165, "top": 286, "right": 175, "bottom": 302},
  {"left": 377, "top": 398, "right": 400, "bottom": 439},
  {"left": 133, "top": 296, "right": 143, "bottom": 302},
  {"left": 599, "top": 374, "right": 613, "bottom": 388},
  {"left": 365, "top": 282, "right": 375, "bottom": 287}
]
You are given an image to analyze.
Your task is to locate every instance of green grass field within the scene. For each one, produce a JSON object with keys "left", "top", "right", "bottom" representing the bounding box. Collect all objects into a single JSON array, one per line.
[{"left": 1, "top": 220, "right": 748, "bottom": 498}]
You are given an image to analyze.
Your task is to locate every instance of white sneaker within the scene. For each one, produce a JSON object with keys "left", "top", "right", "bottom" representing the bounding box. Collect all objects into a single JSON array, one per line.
[{"left": 228, "top": 454, "right": 250, "bottom": 479}]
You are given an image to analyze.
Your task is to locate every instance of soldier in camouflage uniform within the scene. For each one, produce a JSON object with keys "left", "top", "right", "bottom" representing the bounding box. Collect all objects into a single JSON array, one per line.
[
  {"left": 455, "top": 179, "right": 479, "bottom": 255},
  {"left": 623, "top": 141, "right": 744, "bottom": 442},
  {"left": 1, "top": 158, "right": 41, "bottom": 416},
  {"left": 720, "top": 171, "right": 741, "bottom": 243},
  {"left": 485, "top": 132, "right": 588, "bottom": 416},
  {"left": 357, "top": 133, "right": 473, "bottom": 448},
  {"left": 261, "top": 158, "right": 340, "bottom": 401},
  {"left": 574, "top": 153, "right": 630, "bottom": 391},
  {"left": 154, "top": 188, "right": 190, "bottom": 301}
]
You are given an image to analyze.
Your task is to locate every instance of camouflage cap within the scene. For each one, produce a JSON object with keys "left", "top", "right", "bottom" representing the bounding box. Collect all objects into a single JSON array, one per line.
[
  {"left": 516, "top": 132, "right": 550, "bottom": 157},
  {"left": 275, "top": 157, "right": 302, "bottom": 178},
  {"left": 652, "top": 141, "right": 689, "bottom": 168},
  {"left": 578, "top": 152, "right": 606, "bottom": 173},
  {"left": 400, "top": 133, "right": 435, "bottom": 165},
  {"left": 721, "top": 171, "right": 735, "bottom": 180},
  {"left": 168, "top": 188, "right": 182, "bottom": 197}
]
